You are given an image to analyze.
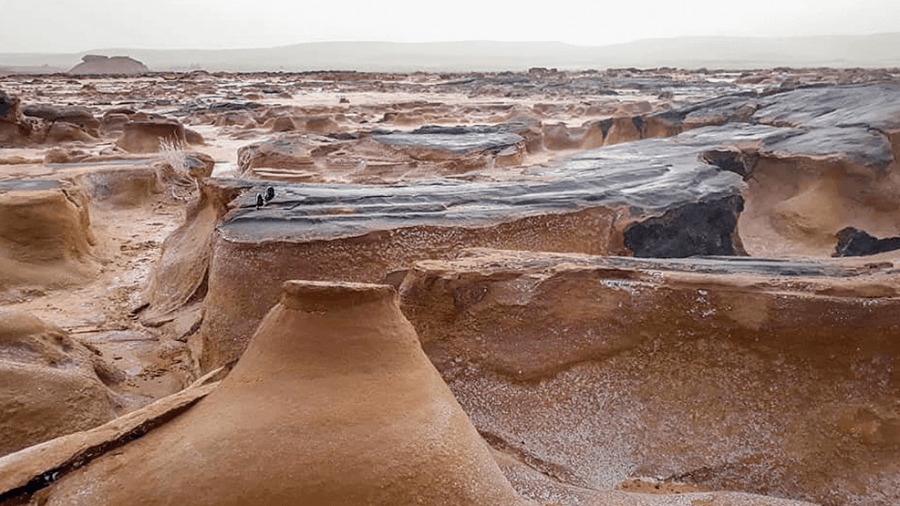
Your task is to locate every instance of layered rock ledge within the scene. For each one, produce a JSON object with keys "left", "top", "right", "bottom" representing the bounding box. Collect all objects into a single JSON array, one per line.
[
  {"left": 188, "top": 83, "right": 900, "bottom": 369},
  {"left": 399, "top": 248, "right": 900, "bottom": 506}
]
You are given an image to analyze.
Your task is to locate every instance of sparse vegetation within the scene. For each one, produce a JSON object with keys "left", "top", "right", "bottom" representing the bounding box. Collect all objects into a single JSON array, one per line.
[{"left": 156, "top": 137, "right": 197, "bottom": 200}]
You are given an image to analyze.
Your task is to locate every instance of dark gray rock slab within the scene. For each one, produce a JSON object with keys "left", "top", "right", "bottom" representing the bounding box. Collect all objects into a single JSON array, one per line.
[
  {"left": 0, "top": 179, "right": 61, "bottom": 191},
  {"left": 221, "top": 125, "right": 782, "bottom": 246},
  {"left": 21, "top": 104, "right": 100, "bottom": 131},
  {"left": 624, "top": 195, "right": 746, "bottom": 258},
  {"left": 651, "top": 83, "right": 900, "bottom": 171},
  {"left": 372, "top": 125, "right": 523, "bottom": 154},
  {"left": 221, "top": 84, "right": 900, "bottom": 258},
  {"left": 0, "top": 90, "right": 19, "bottom": 121},
  {"left": 834, "top": 227, "right": 900, "bottom": 257}
]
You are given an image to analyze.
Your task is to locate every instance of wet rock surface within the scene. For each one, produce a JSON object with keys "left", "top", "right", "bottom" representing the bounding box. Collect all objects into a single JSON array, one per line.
[
  {"left": 399, "top": 249, "right": 900, "bottom": 506},
  {"left": 834, "top": 226, "right": 900, "bottom": 257},
  {"left": 623, "top": 195, "right": 746, "bottom": 258},
  {"left": 21, "top": 105, "right": 100, "bottom": 134},
  {"left": 372, "top": 124, "right": 524, "bottom": 153},
  {"left": 2, "top": 68, "right": 900, "bottom": 506},
  {"left": 116, "top": 119, "right": 187, "bottom": 152},
  {"left": 0, "top": 310, "right": 120, "bottom": 458}
]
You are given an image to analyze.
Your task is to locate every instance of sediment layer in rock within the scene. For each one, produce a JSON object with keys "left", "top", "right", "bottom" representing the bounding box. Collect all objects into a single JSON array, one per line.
[
  {"left": 0, "top": 180, "right": 98, "bottom": 291},
  {"left": 399, "top": 248, "right": 900, "bottom": 506}
]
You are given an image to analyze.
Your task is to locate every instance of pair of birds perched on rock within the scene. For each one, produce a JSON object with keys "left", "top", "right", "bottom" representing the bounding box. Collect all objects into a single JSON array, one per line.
[{"left": 256, "top": 186, "right": 275, "bottom": 209}]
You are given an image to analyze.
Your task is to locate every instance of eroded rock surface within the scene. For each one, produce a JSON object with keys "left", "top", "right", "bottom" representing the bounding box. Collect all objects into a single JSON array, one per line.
[
  {"left": 0, "top": 310, "right": 118, "bottom": 457},
  {"left": 116, "top": 119, "right": 187, "bottom": 153},
  {"left": 0, "top": 90, "right": 36, "bottom": 145},
  {"left": 3, "top": 69, "right": 900, "bottom": 506},
  {"left": 36, "top": 281, "right": 526, "bottom": 506},
  {"left": 0, "top": 180, "right": 98, "bottom": 292},
  {"left": 399, "top": 248, "right": 900, "bottom": 506}
]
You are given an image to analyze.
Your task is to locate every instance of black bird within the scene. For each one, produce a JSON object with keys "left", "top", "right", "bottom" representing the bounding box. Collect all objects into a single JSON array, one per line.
[
  {"left": 265, "top": 186, "right": 275, "bottom": 202},
  {"left": 255, "top": 193, "right": 264, "bottom": 210}
]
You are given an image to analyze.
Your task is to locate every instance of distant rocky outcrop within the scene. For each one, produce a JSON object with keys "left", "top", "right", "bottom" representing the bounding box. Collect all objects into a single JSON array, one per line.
[{"left": 68, "top": 55, "right": 149, "bottom": 75}]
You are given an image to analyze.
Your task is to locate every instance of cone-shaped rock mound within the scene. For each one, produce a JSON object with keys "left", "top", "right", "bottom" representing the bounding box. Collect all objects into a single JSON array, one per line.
[{"left": 42, "top": 280, "right": 525, "bottom": 506}]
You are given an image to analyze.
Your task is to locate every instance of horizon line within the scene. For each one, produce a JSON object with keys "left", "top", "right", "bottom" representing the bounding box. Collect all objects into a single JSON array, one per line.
[{"left": 3, "top": 31, "right": 899, "bottom": 56}]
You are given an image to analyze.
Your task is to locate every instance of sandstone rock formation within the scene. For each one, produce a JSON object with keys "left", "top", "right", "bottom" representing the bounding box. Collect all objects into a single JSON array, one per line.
[
  {"left": 236, "top": 123, "right": 529, "bottom": 183},
  {"left": 21, "top": 105, "right": 100, "bottom": 136},
  {"left": 0, "top": 180, "right": 97, "bottom": 292},
  {"left": 68, "top": 55, "right": 149, "bottom": 75},
  {"left": 3, "top": 67, "right": 900, "bottom": 506},
  {"left": 0, "top": 310, "right": 117, "bottom": 457},
  {"left": 0, "top": 90, "right": 36, "bottom": 146},
  {"left": 36, "top": 281, "right": 526, "bottom": 506},
  {"left": 115, "top": 119, "right": 187, "bottom": 153},
  {"left": 398, "top": 248, "right": 900, "bottom": 506},
  {"left": 188, "top": 83, "right": 900, "bottom": 370},
  {"left": 138, "top": 180, "right": 241, "bottom": 325}
]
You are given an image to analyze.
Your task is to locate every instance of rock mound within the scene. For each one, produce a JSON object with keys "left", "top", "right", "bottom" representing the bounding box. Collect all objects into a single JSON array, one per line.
[
  {"left": 21, "top": 105, "right": 100, "bottom": 135},
  {"left": 115, "top": 119, "right": 186, "bottom": 153},
  {"left": 0, "top": 90, "right": 37, "bottom": 146},
  {"left": 68, "top": 55, "right": 149, "bottom": 75},
  {"left": 0, "top": 180, "right": 98, "bottom": 292},
  {"left": 40, "top": 281, "right": 525, "bottom": 506},
  {"left": 0, "top": 310, "right": 117, "bottom": 457}
]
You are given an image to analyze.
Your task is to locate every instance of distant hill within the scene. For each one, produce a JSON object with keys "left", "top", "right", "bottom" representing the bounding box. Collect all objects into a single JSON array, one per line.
[
  {"left": 68, "top": 55, "right": 150, "bottom": 75},
  {"left": 1, "top": 34, "right": 899, "bottom": 73}
]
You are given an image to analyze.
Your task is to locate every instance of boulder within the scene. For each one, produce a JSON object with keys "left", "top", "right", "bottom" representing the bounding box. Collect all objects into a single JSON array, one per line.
[
  {"left": 0, "top": 90, "right": 21, "bottom": 122},
  {"left": 99, "top": 112, "right": 130, "bottom": 134},
  {"left": 45, "top": 122, "right": 97, "bottom": 143},
  {"left": 0, "top": 180, "right": 97, "bottom": 291},
  {"left": 73, "top": 166, "right": 163, "bottom": 208},
  {"left": 267, "top": 115, "right": 296, "bottom": 132},
  {"left": 0, "top": 90, "right": 35, "bottom": 145}
]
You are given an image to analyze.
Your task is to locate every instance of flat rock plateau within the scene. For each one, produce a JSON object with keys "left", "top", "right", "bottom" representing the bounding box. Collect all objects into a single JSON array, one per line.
[{"left": 2, "top": 66, "right": 900, "bottom": 506}]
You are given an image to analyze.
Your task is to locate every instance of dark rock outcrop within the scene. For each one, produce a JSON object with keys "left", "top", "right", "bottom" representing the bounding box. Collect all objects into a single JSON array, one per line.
[
  {"left": 21, "top": 105, "right": 100, "bottom": 135},
  {"left": 833, "top": 227, "right": 900, "bottom": 257},
  {"left": 623, "top": 195, "right": 747, "bottom": 258},
  {"left": 372, "top": 124, "right": 523, "bottom": 154},
  {"left": 0, "top": 90, "right": 19, "bottom": 121}
]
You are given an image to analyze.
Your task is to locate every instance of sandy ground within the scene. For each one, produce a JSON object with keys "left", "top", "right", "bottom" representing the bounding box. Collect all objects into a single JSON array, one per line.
[{"left": 2, "top": 184, "right": 191, "bottom": 408}]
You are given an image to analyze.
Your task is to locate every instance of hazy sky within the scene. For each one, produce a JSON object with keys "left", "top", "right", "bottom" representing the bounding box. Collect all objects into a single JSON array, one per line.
[{"left": 2, "top": 0, "right": 899, "bottom": 53}]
